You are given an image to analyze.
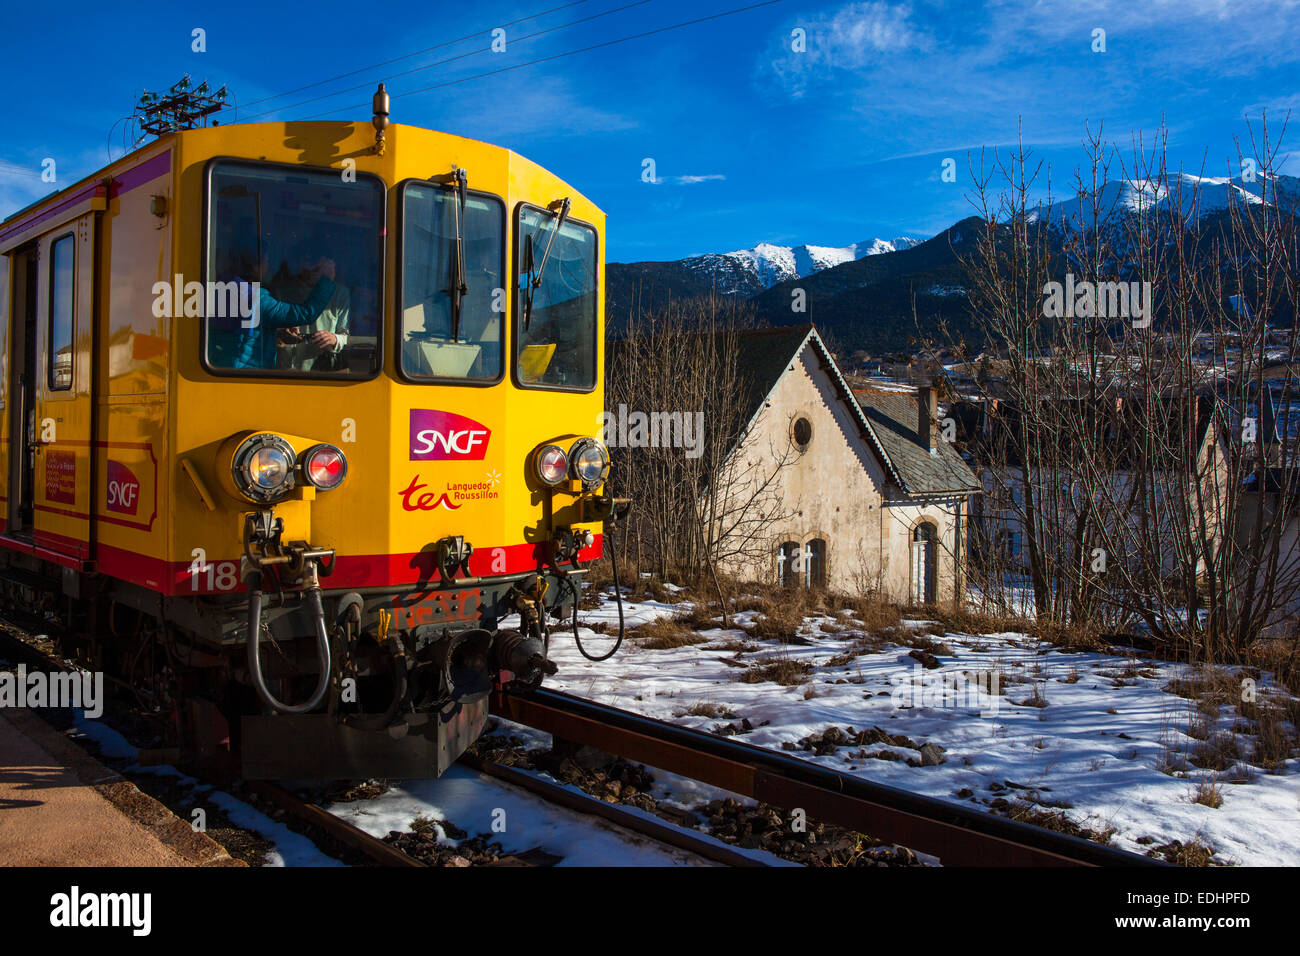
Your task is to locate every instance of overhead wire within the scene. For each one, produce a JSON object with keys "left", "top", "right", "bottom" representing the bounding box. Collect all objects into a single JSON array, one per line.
[
  {"left": 296, "top": 0, "right": 787, "bottom": 121},
  {"left": 241, "top": 0, "right": 653, "bottom": 122}
]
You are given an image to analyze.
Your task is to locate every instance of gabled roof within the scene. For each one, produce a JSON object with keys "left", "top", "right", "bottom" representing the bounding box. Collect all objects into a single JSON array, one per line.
[
  {"left": 853, "top": 385, "right": 983, "bottom": 496},
  {"left": 731, "top": 325, "right": 979, "bottom": 498},
  {"left": 731, "top": 325, "right": 823, "bottom": 427}
]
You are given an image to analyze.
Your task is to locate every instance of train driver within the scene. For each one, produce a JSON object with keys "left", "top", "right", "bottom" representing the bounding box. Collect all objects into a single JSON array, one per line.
[
  {"left": 273, "top": 242, "right": 352, "bottom": 372},
  {"left": 209, "top": 246, "right": 337, "bottom": 371}
]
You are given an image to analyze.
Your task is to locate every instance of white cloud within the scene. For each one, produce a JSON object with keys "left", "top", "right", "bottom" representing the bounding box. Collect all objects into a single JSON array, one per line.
[
  {"left": 771, "top": 1, "right": 931, "bottom": 97},
  {"left": 755, "top": 0, "right": 1300, "bottom": 163}
]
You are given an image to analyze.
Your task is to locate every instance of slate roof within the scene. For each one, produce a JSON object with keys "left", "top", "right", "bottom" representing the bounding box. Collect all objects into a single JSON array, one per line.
[
  {"left": 729, "top": 325, "right": 980, "bottom": 498},
  {"left": 853, "top": 385, "right": 983, "bottom": 496},
  {"left": 731, "top": 325, "right": 824, "bottom": 427}
]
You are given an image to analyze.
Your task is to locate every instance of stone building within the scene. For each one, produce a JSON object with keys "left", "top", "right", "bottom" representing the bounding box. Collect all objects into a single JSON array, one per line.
[{"left": 716, "top": 326, "right": 979, "bottom": 604}]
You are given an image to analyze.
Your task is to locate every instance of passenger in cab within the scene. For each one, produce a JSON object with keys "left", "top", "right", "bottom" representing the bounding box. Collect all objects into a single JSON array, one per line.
[
  {"left": 208, "top": 248, "right": 336, "bottom": 370},
  {"left": 273, "top": 242, "right": 352, "bottom": 372}
]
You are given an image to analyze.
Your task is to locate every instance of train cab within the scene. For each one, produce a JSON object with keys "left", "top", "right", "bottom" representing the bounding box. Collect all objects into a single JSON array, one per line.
[{"left": 0, "top": 98, "right": 621, "bottom": 778}]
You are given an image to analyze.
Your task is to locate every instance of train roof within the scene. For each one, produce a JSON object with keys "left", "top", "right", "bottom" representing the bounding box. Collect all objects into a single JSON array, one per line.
[{"left": 2, "top": 121, "right": 603, "bottom": 233}]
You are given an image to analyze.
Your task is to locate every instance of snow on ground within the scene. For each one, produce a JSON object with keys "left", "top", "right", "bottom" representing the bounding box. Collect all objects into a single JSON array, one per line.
[
  {"left": 540, "top": 592, "right": 1300, "bottom": 866},
  {"left": 70, "top": 712, "right": 342, "bottom": 866},
  {"left": 322, "top": 765, "right": 732, "bottom": 866},
  {"left": 72, "top": 709, "right": 716, "bottom": 867}
]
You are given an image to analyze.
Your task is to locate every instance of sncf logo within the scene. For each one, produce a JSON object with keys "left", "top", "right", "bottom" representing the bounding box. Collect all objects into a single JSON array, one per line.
[
  {"left": 106, "top": 460, "right": 140, "bottom": 515},
  {"left": 409, "top": 409, "right": 491, "bottom": 461}
]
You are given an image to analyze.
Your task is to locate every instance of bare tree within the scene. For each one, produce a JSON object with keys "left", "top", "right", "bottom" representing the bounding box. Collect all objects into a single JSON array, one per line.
[
  {"left": 604, "top": 295, "right": 796, "bottom": 590},
  {"left": 958, "top": 117, "right": 1300, "bottom": 664}
]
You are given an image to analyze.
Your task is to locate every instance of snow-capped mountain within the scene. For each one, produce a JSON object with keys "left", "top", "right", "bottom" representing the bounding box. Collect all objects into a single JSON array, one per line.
[
  {"left": 681, "top": 237, "right": 923, "bottom": 293},
  {"left": 1030, "top": 172, "right": 1300, "bottom": 229}
]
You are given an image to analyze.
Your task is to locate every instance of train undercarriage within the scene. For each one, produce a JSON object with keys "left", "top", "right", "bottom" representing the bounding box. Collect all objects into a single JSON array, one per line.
[{"left": 0, "top": 543, "right": 585, "bottom": 780}]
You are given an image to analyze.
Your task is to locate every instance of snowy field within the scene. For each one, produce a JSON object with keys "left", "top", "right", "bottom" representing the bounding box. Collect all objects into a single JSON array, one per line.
[
  {"left": 539, "top": 589, "right": 1300, "bottom": 867},
  {"left": 54, "top": 590, "right": 1300, "bottom": 866}
]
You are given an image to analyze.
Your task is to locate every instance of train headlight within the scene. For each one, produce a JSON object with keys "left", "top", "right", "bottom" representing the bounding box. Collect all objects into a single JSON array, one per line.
[
  {"left": 535, "top": 444, "right": 569, "bottom": 486},
  {"left": 233, "top": 434, "right": 297, "bottom": 503},
  {"left": 569, "top": 437, "right": 609, "bottom": 488},
  {"left": 302, "top": 444, "right": 348, "bottom": 490}
]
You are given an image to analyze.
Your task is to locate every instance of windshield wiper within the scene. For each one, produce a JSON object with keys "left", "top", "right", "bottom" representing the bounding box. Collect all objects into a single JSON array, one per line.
[
  {"left": 523, "top": 197, "right": 571, "bottom": 331},
  {"left": 443, "top": 168, "right": 470, "bottom": 342}
]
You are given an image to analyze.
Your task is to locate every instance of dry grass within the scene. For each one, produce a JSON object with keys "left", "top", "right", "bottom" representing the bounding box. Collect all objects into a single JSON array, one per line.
[
  {"left": 1248, "top": 704, "right": 1300, "bottom": 771},
  {"left": 741, "top": 588, "right": 829, "bottom": 643},
  {"left": 674, "top": 601, "right": 729, "bottom": 631},
  {"left": 1162, "top": 666, "right": 1244, "bottom": 708},
  {"left": 840, "top": 593, "right": 903, "bottom": 632},
  {"left": 1191, "top": 777, "right": 1223, "bottom": 809},
  {"left": 1014, "top": 683, "right": 1049, "bottom": 708},
  {"left": 675, "top": 701, "right": 738, "bottom": 719},
  {"left": 1188, "top": 732, "right": 1242, "bottom": 771},
  {"left": 824, "top": 636, "right": 887, "bottom": 667},
  {"left": 737, "top": 655, "right": 813, "bottom": 686},
  {"left": 1246, "top": 634, "right": 1300, "bottom": 696},
  {"left": 707, "top": 637, "right": 759, "bottom": 653},
  {"left": 921, "top": 605, "right": 1018, "bottom": 636},
  {"left": 1185, "top": 710, "right": 1211, "bottom": 742},
  {"left": 994, "top": 802, "right": 1116, "bottom": 845},
  {"left": 1147, "top": 837, "right": 1218, "bottom": 866},
  {"left": 628, "top": 615, "right": 711, "bottom": 650}
]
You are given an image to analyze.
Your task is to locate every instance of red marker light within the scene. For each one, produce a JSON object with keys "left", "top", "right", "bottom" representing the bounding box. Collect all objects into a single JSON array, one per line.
[{"left": 303, "top": 445, "right": 348, "bottom": 490}]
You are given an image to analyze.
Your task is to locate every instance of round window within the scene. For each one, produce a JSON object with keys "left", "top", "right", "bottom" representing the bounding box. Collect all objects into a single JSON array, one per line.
[{"left": 793, "top": 417, "right": 813, "bottom": 450}]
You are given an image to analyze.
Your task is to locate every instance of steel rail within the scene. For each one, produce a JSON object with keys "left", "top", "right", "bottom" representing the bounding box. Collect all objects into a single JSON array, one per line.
[
  {"left": 459, "top": 753, "right": 771, "bottom": 866},
  {"left": 244, "top": 781, "right": 426, "bottom": 867},
  {"left": 493, "top": 687, "right": 1166, "bottom": 867}
]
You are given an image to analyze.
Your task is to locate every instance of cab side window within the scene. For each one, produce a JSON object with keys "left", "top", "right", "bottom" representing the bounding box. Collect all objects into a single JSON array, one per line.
[{"left": 48, "top": 234, "right": 74, "bottom": 391}]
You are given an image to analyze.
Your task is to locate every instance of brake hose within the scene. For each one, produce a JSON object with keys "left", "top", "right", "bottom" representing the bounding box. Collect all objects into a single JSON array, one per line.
[
  {"left": 571, "top": 519, "right": 625, "bottom": 662},
  {"left": 341, "top": 609, "right": 409, "bottom": 731},
  {"left": 246, "top": 568, "right": 332, "bottom": 714}
]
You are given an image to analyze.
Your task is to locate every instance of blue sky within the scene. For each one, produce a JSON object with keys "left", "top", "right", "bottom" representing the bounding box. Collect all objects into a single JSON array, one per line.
[{"left": 1, "top": 0, "right": 1298, "bottom": 261}]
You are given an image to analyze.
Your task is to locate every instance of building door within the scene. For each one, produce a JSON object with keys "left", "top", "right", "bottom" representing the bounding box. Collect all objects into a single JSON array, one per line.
[{"left": 912, "top": 522, "right": 937, "bottom": 604}]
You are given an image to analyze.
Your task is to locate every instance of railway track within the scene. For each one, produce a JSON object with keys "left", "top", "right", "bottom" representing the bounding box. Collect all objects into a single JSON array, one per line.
[
  {"left": 244, "top": 781, "right": 426, "bottom": 867},
  {"left": 0, "top": 618, "right": 1163, "bottom": 867},
  {"left": 492, "top": 687, "right": 1168, "bottom": 867},
  {"left": 458, "top": 752, "right": 771, "bottom": 866},
  {"left": 0, "top": 620, "right": 761, "bottom": 867}
]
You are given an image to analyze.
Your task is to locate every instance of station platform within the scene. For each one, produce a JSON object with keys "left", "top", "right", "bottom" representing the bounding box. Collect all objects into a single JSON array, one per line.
[{"left": 0, "top": 707, "right": 239, "bottom": 866}]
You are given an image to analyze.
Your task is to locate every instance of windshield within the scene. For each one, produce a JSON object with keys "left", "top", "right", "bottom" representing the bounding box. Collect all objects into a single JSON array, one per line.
[
  {"left": 515, "top": 205, "right": 597, "bottom": 390},
  {"left": 204, "top": 161, "right": 383, "bottom": 376},
  {"left": 400, "top": 182, "right": 504, "bottom": 381}
]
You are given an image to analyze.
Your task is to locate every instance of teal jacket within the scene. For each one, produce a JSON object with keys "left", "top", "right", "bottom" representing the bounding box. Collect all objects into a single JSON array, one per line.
[{"left": 227, "top": 278, "right": 337, "bottom": 370}]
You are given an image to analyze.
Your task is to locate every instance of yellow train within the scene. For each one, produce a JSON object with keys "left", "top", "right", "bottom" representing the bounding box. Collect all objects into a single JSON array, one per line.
[{"left": 0, "top": 89, "right": 622, "bottom": 777}]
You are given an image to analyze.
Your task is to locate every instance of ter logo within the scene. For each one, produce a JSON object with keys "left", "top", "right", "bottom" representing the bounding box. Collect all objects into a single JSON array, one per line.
[{"left": 409, "top": 409, "right": 491, "bottom": 461}]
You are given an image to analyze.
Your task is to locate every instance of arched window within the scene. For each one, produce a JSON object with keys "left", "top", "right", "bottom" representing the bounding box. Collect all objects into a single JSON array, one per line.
[
  {"left": 912, "top": 522, "right": 938, "bottom": 604},
  {"left": 804, "top": 538, "right": 826, "bottom": 588},
  {"left": 777, "top": 541, "right": 800, "bottom": 587}
]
